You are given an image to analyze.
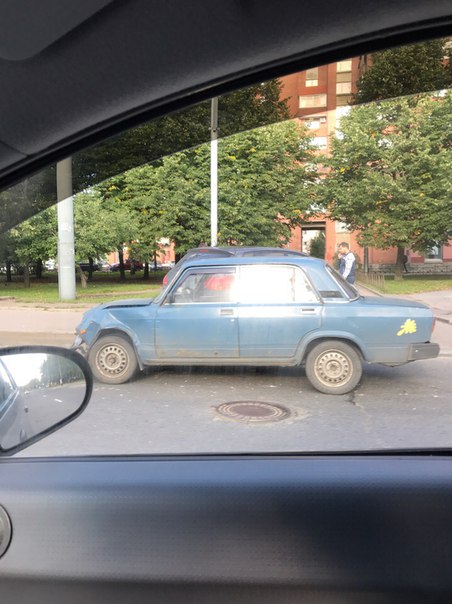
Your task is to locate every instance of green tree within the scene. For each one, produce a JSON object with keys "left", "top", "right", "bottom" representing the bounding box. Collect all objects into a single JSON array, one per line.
[
  {"left": 74, "top": 80, "right": 290, "bottom": 191},
  {"left": 309, "top": 232, "right": 326, "bottom": 259},
  {"left": 86, "top": 80, "right": 292, "bottom": 266},
  {"left": 40, "top": 355, "right": 82, "bottom": 387},
  {"left": 354, "top": 39, "right": 452, "bottom": 104},
  {"left": 0, "top": 231, "right": 17, "bottom": 283},
  {"left": 8, "top": 207, "right": 57, "bottom": 287},
  {"left": 74, "top": 189, "right": 138, "bottom": 284},
  {"left": 319, "top": 91, "right": 452, "bottom": 278},
  {"left": 121, "top": 120, "right": 316, "bottom": 255},
  {"left": 119, "top": 167, "right": 167, "bottom": 277}
]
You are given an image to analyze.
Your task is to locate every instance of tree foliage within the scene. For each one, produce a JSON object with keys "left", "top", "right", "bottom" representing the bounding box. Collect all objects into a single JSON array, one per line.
[
  {"left": 74, "top": 80, "right": 290, "bottom": 191},
  {"left": 354, "top": 39, "right": 452, "bottom": 104},
  {"left": 5, "top": 207, "right": 57, "bottom": 285},
  {"left": 319, "top": 91, "right": 452, "bottom": 274},
  {"left": 74, "top": 189, "right": 139, "bottom": 282},
  {"left": 309, "top": 232, "right": 326, "bottom": 259},
  {"left": 74, "top": 190, "right": 137, "bottom": 260},
  {"left": 118, "top": 120, "right": 316, "bottom": 254}
]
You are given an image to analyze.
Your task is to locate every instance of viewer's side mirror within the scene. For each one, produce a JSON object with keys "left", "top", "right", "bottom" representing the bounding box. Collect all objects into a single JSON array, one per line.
[{"left": 0, "top": 346, "right": 93, "bottom": 455}]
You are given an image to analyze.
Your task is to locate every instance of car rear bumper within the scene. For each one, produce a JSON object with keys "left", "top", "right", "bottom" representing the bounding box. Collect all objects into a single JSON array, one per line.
[{"left": 408, "top": 342, "right": 440, "bottom": 360}]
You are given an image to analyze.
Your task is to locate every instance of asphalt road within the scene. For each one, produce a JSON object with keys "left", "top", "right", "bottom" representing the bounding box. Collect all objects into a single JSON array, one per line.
[
  {"left": 17, "top": 355, "right": 452, "bottom": 457},
  {"left": 4, "top": 296, "right": 452, "bottom": 457}
]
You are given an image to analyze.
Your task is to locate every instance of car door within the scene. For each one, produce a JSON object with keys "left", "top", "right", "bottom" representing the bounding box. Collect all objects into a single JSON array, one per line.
[
  {"left": 237, "top": 264, "right": 323, "bottom": 359},
  {"left": 155, "top": 266, "right": 239, "bottom": 359}
]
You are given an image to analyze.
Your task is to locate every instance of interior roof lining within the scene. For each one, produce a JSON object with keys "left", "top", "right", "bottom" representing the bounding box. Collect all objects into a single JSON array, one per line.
[
  {"left": 0, "top": 0, "right": 114, "bottom": 61},
  {"left": 0, "top": 1, "right": 450, "bottom": 191}
]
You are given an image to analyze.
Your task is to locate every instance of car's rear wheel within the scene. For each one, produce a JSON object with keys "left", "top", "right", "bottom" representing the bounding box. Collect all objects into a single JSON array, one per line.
[
  {"left": 88, "top": 335, "right": 138, "bottom": 384},
  {"left": 305, "top": 341, "right": 362, "bottom": 395}
]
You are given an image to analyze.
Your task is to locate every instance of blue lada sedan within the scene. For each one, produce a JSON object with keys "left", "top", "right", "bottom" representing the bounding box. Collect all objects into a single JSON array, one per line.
[{"left": 73, "top": 257, "right": 439, "bottom": 395}]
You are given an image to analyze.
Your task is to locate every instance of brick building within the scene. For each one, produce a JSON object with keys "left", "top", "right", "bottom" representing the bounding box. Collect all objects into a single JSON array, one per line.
[{"left": 280, "top": 58, "right": 452, "bottom": 273}]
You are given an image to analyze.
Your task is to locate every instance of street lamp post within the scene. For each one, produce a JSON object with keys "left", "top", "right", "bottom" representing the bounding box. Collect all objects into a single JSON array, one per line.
[
  {"left": 210, "top": 97, "right": 218, "bottom": 247},
  {"left": 57, "top": 158, "right": 76, "bottom": 300}
]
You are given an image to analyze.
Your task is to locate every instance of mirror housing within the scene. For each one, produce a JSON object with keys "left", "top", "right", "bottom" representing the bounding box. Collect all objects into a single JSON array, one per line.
[{"left": 0, "top": 346, "right": 93, "bottom": 455}]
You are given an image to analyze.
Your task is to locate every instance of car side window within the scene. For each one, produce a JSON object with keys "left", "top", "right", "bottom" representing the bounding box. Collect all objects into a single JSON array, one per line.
[
  {"left": 237, "top": 265, "right": 318, "bottom": 304},
  {"left": 170, "top": 268, "right": 236, "bottom": 304}
]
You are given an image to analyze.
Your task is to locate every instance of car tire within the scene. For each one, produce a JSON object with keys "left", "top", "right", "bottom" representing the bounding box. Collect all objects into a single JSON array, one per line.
[
  {"left": 305, "top": 340, "right": 362, "bottom": 395},
  {"left": 88, "top": 335, "right": 138, "bottom": 384}
]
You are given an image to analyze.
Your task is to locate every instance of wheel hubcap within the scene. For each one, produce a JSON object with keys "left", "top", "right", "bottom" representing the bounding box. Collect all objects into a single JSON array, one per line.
[
  {"left": 97, "top": 344, "right": 128, "bottom": 376},
  {"left": 314, "top": 350, "right": 352, "bottom": 387}
]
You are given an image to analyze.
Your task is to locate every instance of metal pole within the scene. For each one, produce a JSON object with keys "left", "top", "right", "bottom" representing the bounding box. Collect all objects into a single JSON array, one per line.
[
  {"left": 57, "top": 158, "right": 76, "bottom": 300},
  {"left": 210, "top": 97, "right": 218, "bottom": 247}
]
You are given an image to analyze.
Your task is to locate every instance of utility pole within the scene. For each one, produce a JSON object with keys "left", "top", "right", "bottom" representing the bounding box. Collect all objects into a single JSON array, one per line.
[
  {"left": 210, "top": 97, "right": 218, "bottom": 247},
  {"left": 57, "top": 158, "right": 76, "bottom": 300}
]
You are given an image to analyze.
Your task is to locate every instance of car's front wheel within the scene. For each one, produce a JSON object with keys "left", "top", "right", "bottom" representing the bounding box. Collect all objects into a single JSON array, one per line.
[
  {"left": 88, "top": 335, "right": 138, "bottom": 384},
  {"left": 305, "top": 340, "right": 362, "bottom": 395}
]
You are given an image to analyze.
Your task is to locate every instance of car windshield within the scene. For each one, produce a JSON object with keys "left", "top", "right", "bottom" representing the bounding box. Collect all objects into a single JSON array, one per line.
[{"left": 1, "top": 38, "right": 451, "bottom": 456}]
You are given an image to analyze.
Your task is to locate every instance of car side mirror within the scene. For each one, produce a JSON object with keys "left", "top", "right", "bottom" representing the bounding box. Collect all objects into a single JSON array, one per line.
[{"left": 0, "top": 346, "right": 92, "bottom": 455}]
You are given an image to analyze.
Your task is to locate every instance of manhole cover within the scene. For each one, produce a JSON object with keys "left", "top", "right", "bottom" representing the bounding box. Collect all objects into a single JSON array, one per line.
[{"left": 216, "top": 401, "right": 291, "bottom": 423}]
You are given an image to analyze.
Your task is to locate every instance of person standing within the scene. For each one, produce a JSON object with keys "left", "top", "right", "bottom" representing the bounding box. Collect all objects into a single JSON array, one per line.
[
  {"left": 337, "top": 250, "right": 345, "bottom": 275},
  {"left": 338, "top": 242, "right": 356, "bottom": 284}
]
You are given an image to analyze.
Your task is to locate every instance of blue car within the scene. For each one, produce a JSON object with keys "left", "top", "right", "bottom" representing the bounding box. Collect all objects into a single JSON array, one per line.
[{"left": 73, "top": 257, "right": 439, "bottom": 394}]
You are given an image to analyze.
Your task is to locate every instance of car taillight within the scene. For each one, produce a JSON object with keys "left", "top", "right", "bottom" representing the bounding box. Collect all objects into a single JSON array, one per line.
[
  {"left": 163, "top": 274, "right": 168, "bottom": 285},
  {"left": 432, "top": 318, "right": 436, "bottom": 332}
]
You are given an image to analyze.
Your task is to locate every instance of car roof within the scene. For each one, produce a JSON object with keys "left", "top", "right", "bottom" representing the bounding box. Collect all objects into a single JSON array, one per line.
[
  {"left": 215, "top": 247, "right": 307, "bottom": 256},
  {"left": 183, "top": 247, "right": 307, "bottom": 258},
  {"left": 182, "top": 255, "right": 325, "bottom": 269},
  {"left": 0, "top": 1, "right": 450, "bottom": 190}
]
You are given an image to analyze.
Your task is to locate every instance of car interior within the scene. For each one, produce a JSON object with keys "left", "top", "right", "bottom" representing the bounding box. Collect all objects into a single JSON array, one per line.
[{"left": 0, "top": 0, "right": 452, "bottom": 602}]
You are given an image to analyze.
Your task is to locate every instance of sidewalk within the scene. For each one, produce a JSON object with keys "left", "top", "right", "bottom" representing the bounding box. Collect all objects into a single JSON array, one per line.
[{"left": 0, "top": 302, "right": 92, "bottom": 347}]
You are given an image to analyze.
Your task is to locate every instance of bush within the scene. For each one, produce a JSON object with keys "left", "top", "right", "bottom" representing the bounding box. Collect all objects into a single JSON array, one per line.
[{"left": 309, "top": 232, "right": 326, "bottom": 259}]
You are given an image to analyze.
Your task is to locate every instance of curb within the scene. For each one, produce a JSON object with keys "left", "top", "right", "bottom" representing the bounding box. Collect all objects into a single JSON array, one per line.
[
  {"left": 436, "top": 317, "right": 452, "bottom": 325},
  {"left": 356, "top": 282, "right": 384, "bottom": 297}
]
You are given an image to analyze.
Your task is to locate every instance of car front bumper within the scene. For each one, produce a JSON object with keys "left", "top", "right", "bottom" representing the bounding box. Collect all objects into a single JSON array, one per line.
[{"left": 71, "top": 335, "right": 88, "bottom": 356}]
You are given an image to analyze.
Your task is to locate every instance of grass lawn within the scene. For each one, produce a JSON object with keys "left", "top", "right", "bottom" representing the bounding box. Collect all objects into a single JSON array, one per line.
[
  {"left": 358, "top": 275, "right": 452, "bottom": 295},
  {"left": 3, "top": 270, "right": 451, "bottom": 303},
  {"left": 0, "top": 271, "right": 163, "bottom": 304}
]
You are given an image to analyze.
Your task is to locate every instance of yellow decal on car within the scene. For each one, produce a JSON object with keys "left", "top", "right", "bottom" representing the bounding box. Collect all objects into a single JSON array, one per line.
[{"left": 397, "top": 319, "right": 417, "bottom": 336}]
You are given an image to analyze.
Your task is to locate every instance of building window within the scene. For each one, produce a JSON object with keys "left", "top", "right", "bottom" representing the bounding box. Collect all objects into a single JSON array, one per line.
[
  {"left": 335, "top": 221, "right": 350, "bottom": 233},
  {"left": 299, "top": 94, "right": 327, "bottom": 108},
  {"left": 312, "top": 136, "right": 328, "bottom": 149},
  {"left": 336, "top": 82, "right": 352, "bottom": 95},
  {"left": 302, "top": 116, "right": 326, "bottom": 130},
  {"left": 336, "top": 95, "right": 352, "bottom": 106},
  {"left": 337, "top": 59, "right": 352, "bottom": 72},
  {"left": 305, "top": 67, "right": 318, "bottom": 87},
  {"left": 426, "top": 245, "right": 443, "bottom": 261},
  {"left": 336, "top": 72, "right": 352, "bottom": 83}
]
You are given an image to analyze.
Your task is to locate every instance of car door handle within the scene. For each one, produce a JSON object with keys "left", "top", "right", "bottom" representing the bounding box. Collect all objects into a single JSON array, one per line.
[
  {"left": 301, "top": 308, "right": 316, "bottom": 312},
  {"left": 220, "top": 308, "right": 235, "bottom": 316}
]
